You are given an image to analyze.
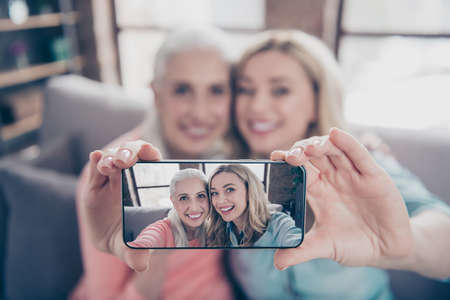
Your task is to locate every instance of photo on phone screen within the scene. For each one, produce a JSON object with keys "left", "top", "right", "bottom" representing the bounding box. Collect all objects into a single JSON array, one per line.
[{"left": 122, "top": 160, "right": 305, "bottom": 249}]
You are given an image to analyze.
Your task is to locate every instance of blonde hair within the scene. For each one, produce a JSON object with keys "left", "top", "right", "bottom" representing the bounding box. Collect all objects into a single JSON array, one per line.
[
  {"left": 234, "top": 30, "right": 346, "bottom": 143},
  {"left": 206, "top": 164, "right": 270, "bottom": 246},
  {"left": 168, "top": 168, "right": 208, "bottom": 247}
]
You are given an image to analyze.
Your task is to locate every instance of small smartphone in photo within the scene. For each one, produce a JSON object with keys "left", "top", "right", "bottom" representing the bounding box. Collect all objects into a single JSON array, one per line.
[{"left": 122, "top": 160, "right": 306, "bottom": 249}]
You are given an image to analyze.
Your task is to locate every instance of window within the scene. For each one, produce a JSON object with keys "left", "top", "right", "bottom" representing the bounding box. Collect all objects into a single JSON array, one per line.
[{"left": 339, "top": 0, "right": 450, "bottom": 130}]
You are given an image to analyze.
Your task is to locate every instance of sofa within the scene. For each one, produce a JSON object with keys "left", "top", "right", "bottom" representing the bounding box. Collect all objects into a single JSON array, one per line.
[{"left": 0, "top": 75, "right": 449, "bottom": 300}]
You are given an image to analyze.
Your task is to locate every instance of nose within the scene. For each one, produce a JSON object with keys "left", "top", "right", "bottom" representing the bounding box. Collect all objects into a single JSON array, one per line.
[
  {"left": 189, "top": 198, "right": 201, "bottom": 212},
  {"left": 213, "top": 193, "right": 227, "bottom": 206},
  {"left": 248, "top": 91, "right": 271, "bottom": 115},
  {"left": 190, "top": 93, "right": 210, "bottom": 121}
]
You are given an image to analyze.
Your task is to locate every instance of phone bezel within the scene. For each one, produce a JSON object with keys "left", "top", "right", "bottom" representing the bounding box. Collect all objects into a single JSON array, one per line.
[{"left": 122, "top": 159, "right": 306, "bottom": 249}]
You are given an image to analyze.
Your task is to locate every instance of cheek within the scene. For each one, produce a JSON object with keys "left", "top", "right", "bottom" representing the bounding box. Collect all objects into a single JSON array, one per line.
[
  {"left": 174, "top": 202, "right": 188, "bottom": 214},
  {"left": 161, "top": 98, "right": 190, "bottom": 120}
]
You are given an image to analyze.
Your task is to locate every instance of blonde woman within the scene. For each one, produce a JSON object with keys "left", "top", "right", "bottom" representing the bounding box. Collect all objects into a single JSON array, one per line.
[
  {"left": 128, "top": 168, "right": 209, "bottom": 248},
  {"left": 228, "top": 30, "right": 450, "bottom": 299},
  {"left": 207, "top": 164, "right": 302, "bottom": 247}
]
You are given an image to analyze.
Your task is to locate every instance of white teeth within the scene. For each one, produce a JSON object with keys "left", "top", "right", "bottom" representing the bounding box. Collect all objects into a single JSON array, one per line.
[
  {"left": 250, "top": 121, "right": 277, "bottom": 132},
  {"left": 186, "top": 127, "right": 209, "bottom": 136},
  {"left": 220, "top": 206, "right": 233, "bottom": 212},
  {"left": 188, "top": 213, "right": 202, "bottom": 219}
]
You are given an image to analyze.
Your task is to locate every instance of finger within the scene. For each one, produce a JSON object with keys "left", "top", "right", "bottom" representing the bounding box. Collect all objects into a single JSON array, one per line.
[
  {"left": 305, "top": 138, "right": 357, "bottom": 174},
  {"left": 112, "top": 141, "right": 162, "bottom": 169},
  {"left": 97, "top": 151, "right": 121, "bottom": 177},
  {"left": 273, "top": 230, "right": 332, "bottom": 270},
  {"left": 270, "top": 150, "right": 287, "bottom": 161},
  {"left": 270, "top": 148, "right": 319, "bottom": 188},
  {"left": 329, "top": 128, "right": 377, "bottom": 175},
  {"left": 123, "top": 248, "right": 152, "bottom": 272},
  {"left": 87, "top": 151, "right": 107, "bottom": 188},
  {"left": 303, "top": 137, "right": 336, "bottom": 172}
]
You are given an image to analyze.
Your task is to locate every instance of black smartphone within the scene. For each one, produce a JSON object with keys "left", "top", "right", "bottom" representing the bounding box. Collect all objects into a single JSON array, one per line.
[{"left": 122, "top": 160, "right": 306, "bottom": 249}]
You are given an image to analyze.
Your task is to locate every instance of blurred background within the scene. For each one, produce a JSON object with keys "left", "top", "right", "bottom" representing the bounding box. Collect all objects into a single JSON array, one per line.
[
  {"left": 0, "top": 0, "right": 449, "bottom": 154},
  {"left": 1, "top": 1, "right": 450, "bottom": 299}
]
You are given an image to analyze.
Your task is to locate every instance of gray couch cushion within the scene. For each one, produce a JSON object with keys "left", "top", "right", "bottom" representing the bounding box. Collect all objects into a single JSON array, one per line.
[
  {"left": 30, "top": 134, "right": 82, "bottom": 175},
  {"left": 0, "top": 162, "right": 81, "bottom": 300},
  {"left": 40, "top": 75, "right": 150, "bottom": 166},
  {"left": 123, "top": 206, "right": 171, "bottom": 242},
  {"left": 352, "top": 125, "right": 450, "bottom": 205}
]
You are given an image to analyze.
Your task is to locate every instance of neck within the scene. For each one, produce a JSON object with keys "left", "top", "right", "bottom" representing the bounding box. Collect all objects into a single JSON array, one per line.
[
  {"left": 165, "top": 143, "right": 199, "bottom": 160},
  {"left": 184, "top": 224, "right": 197, "bottom": 240}
]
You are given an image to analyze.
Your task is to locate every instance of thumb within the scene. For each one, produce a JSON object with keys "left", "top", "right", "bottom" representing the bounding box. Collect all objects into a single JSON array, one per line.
[
  {"left": 273, "top": 230, "right": 332, "bottom": 270},
  {"left": 123, "top": 248, "right": 152, "bottom": 272}
]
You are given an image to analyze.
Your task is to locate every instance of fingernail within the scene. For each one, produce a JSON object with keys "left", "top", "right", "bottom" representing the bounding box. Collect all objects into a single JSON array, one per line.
[
  {"left": 103, "top": 156, "right": 114, "bottom": 168},
  {"left": 117, "top": 149, "right": 132, "bottom": 163},
  {"left": 280, "top": 266, "right": 288, "bottom": 271},
  {"left": 313, "top": 139, "right": 321, "bottom": 145},
  {"left": 289, "top": 148, "right": 303, "bottom": 157}
]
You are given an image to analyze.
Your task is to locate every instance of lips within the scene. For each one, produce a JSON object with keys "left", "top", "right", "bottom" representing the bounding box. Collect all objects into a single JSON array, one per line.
[
  {"left": 247, "top": 120, "right": 280, "bottom": 135},
  {"left": 179, "top": 124, "right": 214, "bottom": 140},
  {"left": 186, "top": 212, "right": 203, "bottom": 220},
  {"left": 218, "top": 205, "right": 234, "bottom": 215}
]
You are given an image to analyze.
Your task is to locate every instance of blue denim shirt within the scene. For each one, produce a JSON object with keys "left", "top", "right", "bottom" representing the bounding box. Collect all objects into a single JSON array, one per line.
[
  {"left": 227, "top": 211, "right": 303, "bottom": 247},
  {"left": 229, "top": 152, "right": 450, "bottom": 300}
]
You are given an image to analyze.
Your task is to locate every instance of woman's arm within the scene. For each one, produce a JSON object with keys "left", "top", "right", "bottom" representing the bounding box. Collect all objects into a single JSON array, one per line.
[
  {"left": 270, "top": 212, "right": 303, "bottom": 248},
  {"left": 73, "top": 126, "right": 168, "bottom": 299},
  {"left": 128, "top": 219, "right": 173, "bottom": 248},
  {"left": 376, "top": 209, "right": 450, "bottom": 279},
  {"left": 271, "top": 128, "right": 450, "bottom": 279}
]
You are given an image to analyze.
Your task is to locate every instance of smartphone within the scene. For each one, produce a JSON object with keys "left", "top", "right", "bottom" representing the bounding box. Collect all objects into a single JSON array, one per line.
[{"left": 122, "top": 160, "right": 305, "bottom": 249}]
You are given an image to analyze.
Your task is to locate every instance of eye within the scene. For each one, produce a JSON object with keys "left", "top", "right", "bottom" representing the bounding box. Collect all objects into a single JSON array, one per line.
[
  {"left": 179, "top": 195, "right": 188, "bottom": 201},
  {"left": 198, "top": 193, "right": 206, "bottom": 199},
  {"left": 210, "top": 85, "right": 226, "bottom": 96},
  {"left": 226, "top": 187, "right": 234, "bottom": 193},
  {"left": 272, "top": 86, "right": 290, "bottom": 97},
  {"left": 210, "top": 191, "right": 218, "bottom": 197},
  {"left": 236, "top": 86, "right": 254, "bottom": 96},
  {"left": 174, "top": 83, "right": 192, "bottom": 95}
]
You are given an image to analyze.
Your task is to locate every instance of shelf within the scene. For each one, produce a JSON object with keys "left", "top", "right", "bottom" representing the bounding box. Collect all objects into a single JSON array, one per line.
[
  {"left": 1, "top": 113, "right": 41, "bottom": 141},
  {"left": 0, "top": 56, "right": 82, "bottom": 89},
  {"left": 0, "top": 12, "right": 78, "bottom": 32}
]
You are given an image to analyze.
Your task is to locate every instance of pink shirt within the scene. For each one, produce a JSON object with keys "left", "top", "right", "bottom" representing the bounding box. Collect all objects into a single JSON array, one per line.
[
  {"left": 71, "top": 211, "right": 232, "bottom": 300},
  {"left": 127, "top": 219, "right": 201, "bottom": 248}
]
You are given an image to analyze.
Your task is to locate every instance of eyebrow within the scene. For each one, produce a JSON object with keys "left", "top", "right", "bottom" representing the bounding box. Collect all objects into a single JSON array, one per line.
[
  {"left": 177, "top": 193, "right": 188, "bottom": 198},
  {"left": 210, "top": 183, "right": 235, "bottom": 191},
  {"left": 269, "top": 77, "right": 290, "bottom": 84},
  {"left": 238, "top": 76, "right": 290, "bottom": 84},
  {"left": 196, "top": 191, "right": 206, "bottom": 195}
]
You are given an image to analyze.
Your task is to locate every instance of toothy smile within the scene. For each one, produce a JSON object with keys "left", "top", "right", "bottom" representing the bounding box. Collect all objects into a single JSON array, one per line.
[
  {"left": 181, "top": 125, "right": 213, "bottom": 139},
  {"left": 248, "top": 120, "right": 279, "bottom": 134},
  {"left": 219, "top": 205, "right": 234, "bottom": 214},
  {"left": 187, "top": 212, "right": 203, "bottom": 220}
]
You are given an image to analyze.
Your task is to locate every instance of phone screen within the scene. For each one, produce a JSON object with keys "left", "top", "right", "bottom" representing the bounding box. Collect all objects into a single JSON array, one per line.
[{"left": 122, "top": 160, "right": 305, "bottom": 249}]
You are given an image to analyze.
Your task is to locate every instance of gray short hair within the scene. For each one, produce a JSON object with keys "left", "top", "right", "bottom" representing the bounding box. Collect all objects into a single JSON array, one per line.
[
  {"left": 153, "top": 26, "right": 233, "bottom": 84},
  {"left": 168, "top": 167, "right": 208, "bottom": 247},
  {"left": 169, "top": 168, "right": 208, "bottom": 197}
]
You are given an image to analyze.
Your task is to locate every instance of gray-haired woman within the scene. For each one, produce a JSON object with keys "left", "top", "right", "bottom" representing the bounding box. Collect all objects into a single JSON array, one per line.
[{"left": 129, "top": 168, "right": 209, "bottom": 248}]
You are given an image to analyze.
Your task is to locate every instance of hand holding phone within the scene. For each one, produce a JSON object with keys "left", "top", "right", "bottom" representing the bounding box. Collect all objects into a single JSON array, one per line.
[
  {"left": 80, "top": 140, "right": 161, "bottom": 272},
  {"left": 122, "top": 160, "right": 306, "bottom": 249}
]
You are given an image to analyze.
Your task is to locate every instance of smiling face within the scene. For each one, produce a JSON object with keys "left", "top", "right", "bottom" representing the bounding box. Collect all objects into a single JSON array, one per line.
[
  {"left": 152, "top": 49, "right": 231, "bottom": 158},
  {"left": 210, "top": 172, "right": 248, "bottom": 230},
  {"left": 235, "top": 50, "right": 316, "bottom": 156},
  {"left": 171, "top": 177, "right": 209, "bottom": 230}
]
